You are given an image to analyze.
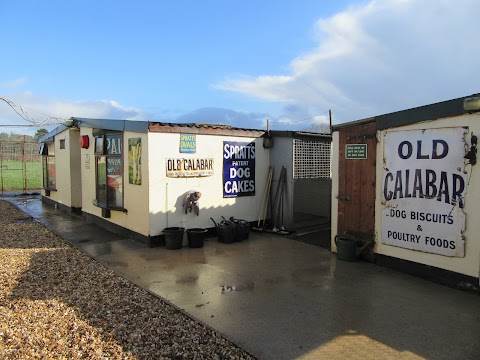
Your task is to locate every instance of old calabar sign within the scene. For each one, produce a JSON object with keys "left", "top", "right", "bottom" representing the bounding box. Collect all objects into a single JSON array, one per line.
[{"left": 382, "top": 128, "right": 467, "bottom": 257}]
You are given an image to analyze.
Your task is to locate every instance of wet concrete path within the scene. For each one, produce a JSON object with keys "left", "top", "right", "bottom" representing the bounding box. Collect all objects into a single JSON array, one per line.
[{"left": 8, "top": 196, "right": 480, "bottom": 360}]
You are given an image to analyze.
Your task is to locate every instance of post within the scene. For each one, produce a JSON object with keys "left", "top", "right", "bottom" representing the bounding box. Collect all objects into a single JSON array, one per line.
[
  {"left": 0, "top": 141, "right": 3, "bottom": 194},
  {"left": 23, "top": 135, "right": 27, "bottom": 192},
  {"left": 329, "top": 109, "right": 333, "bottom": 134}
]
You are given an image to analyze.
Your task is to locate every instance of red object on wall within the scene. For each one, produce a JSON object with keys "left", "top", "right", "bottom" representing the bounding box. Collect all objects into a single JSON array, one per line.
[{"left": 80, "top": 135, "right": 90, "bottom": 149}]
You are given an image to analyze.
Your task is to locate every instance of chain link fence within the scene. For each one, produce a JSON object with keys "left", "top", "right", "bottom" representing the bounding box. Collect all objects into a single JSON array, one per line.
[{"left": 0, "top": 138, "right": 42, "bottom": 193}]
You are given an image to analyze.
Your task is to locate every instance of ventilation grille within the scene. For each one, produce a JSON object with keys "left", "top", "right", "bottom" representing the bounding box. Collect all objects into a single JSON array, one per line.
[{"left": 293, "top": 139, "right": 331, "bottom": 179}]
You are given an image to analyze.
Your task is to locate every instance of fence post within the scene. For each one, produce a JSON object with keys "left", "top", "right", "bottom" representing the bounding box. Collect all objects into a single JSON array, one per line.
[
  {"left": 0, "top": 141, "right": 3, "bottom": 194},
  {"left": 23, "top": 135, "right": 27, "bottom": 192}
]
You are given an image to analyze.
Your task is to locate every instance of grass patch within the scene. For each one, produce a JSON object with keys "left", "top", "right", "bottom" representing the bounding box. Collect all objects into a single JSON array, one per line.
[{"left": 0, "top": 161, "right": 42, "bottom": 191}]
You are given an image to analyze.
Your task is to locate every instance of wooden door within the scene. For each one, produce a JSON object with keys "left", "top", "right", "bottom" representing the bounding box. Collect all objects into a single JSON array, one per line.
[{"left": 337, "top": 121, "right": 377, "bottom": 259}]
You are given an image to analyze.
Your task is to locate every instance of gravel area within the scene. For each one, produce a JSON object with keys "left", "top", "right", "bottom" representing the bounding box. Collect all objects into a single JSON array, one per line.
[{"left": 0, "top": 200, "right": 255, "bottom": 359}]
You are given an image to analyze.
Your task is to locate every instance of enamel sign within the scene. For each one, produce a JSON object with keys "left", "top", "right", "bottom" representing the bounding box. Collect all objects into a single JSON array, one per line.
[
  {"left": 381, "top": 128, "right": 468, "bottom": 257},
  {"left": 166, "top": 158, "right": 214, "bottom": 177},
  {"left": 223, "top": 141, "right": 255, "bottom": 197}
]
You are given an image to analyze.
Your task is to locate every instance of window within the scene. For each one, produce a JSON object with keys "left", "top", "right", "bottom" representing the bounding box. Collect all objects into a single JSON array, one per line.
[
  {"left": 293, "top": 139, "right": 331, "bottom": 179},
  {"left": 95, "top": 133, "right": 124, "bottom": 209},
  {"left": 43, "top": 155, "right": 56, "bottom": 190},
  {"left": 59, "top": 139, "right": 66, "bottom": 149}
]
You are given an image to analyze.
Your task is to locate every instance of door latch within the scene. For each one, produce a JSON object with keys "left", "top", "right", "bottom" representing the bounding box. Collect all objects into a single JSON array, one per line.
[{"left": 337, "top": 195, "right": 351, "bottom": 201}]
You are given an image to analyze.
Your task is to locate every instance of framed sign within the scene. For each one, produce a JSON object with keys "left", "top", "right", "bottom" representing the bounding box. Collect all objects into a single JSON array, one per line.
[
  {"left": 223, "top": 141, "right": 255, "bottom": 197},
  {"left": 345, "top": 144, "right": 367, "bottom": 159},
  {"left": 180, "top": 134, "right": 196, "bottom": 154},
  {"left": 128, "top": 138, "right": 142, "bottom": 185},
  {"left": 94, "top": 137, "right": 104, "bottom": 155}
]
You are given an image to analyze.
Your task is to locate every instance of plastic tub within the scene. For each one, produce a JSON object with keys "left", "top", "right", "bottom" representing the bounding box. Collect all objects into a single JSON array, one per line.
[
  {"left": 186, "top": 228, "right": 208, "bottom": 248},
  {"left": 163, "top": 227, "right": 185, "bottom": 250}
]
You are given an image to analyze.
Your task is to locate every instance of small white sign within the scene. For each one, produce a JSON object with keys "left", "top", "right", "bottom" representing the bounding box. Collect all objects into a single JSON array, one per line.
[
  {"left": 381, "top": 127, "right": 467, "bottom": 257},
  {"left": 84, "top": 154, "right": 90, "bottom": 169}
]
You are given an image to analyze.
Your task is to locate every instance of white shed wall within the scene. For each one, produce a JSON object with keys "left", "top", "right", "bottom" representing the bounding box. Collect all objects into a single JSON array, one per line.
[
  {"left": 42, "top": 128, "right": 81, "bottom": 208},
  {"left": 80, "top": 129, "right": 150, "bottom": 237},
  {"left": 148, "top": 133, "right": 269, "bottom": 236},
  {"left": 268, "top": 137, "right": 294, "bottom": 229}
]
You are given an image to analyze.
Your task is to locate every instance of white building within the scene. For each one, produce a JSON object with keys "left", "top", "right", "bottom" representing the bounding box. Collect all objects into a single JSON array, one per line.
[{"left": 39, "top": 119, "right": 332, "bottom": 246}]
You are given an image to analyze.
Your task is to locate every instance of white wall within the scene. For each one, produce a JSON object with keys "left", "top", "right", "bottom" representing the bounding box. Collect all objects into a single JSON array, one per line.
[
  {"left": 148, "top": 133, "right": 269, "bottom": 236},
  {"left": 268, "top": 137, "right": 293, "bottom": 229},
  {"left": 69, "top": 130, "right": 82, "bottom": 208},
  {"left": 43, "top": 128, "right": 81, "bottom": 208},
  {"left": 80, "top": 129, "right": 150, "bottom": 237},
  {"left": 375, "top": 114, "right": 480, "bottom": 278}
]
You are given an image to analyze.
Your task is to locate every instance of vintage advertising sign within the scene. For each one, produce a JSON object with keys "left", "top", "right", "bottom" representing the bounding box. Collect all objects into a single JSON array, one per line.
[
  {"left": 179, "top": 134, "right": 196, "bottom": 154},
  {"left": 345, "top": 144, "right": 367, "bottom": 159},
  {"left": 223, "top": 141, "right": 255, "bottom": 197},
  {"left": 382, "top": 128, "right": 468, "bottom": 257},
  {"left": 166, "top": 158, "right": 214, "bottom": 177},
  {"left": 128, "top": 138, "right": 142, "bottom": 185},
  {"left": 106, "top": 134, "right": 122, "bottom": 155}
]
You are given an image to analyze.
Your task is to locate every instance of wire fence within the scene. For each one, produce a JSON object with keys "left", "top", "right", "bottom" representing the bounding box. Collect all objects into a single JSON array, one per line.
[{"left": 0, "top": 138, "right": 42, "bottom": 193}]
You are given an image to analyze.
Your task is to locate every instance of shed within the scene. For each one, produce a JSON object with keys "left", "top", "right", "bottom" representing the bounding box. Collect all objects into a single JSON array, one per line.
[
  {"left": 39, "top": 118, "right": 332, "bottom": 245},
  {"left": 39, "top": 118, "right": 267, "bottom": 246},
  {"left": 331, "top": 93, "right": 480, "bottom": 292}
]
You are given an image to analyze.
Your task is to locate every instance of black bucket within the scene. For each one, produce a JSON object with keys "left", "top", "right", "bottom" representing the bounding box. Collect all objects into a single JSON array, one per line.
[
  {"left": 186, "top": 228, "right": 208, "bottom": 248},
  {"left": 211, "top": 218, "right": 235, "bottom": 243},
  {"left": 163, "top": 227, "right": 185, "bottom": 250}
]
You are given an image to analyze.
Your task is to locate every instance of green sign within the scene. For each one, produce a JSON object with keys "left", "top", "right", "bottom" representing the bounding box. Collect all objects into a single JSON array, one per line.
[
  {"left": 180, "top": 134, "right": 196, "bottom": 153},
  {"left": 345, "top": 144, "right": 367, "bottom": 159}
]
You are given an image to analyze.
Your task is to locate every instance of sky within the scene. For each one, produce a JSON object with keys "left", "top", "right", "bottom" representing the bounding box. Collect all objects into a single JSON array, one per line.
[{"left": 1, "top": 0, "right": 480, "bottom": 135}]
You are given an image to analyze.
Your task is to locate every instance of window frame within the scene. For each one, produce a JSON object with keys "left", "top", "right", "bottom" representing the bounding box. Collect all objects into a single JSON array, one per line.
[
  {"left": 42, "top": 155, "right": 57, "bottom": 191},
  {"left": 94, "top": 132, "right": 125, "bottom": 211}
]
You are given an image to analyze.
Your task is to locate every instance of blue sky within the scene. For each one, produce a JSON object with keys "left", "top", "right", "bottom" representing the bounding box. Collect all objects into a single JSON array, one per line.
[{"left": 1, "top": 0, "right": 480, "bottom": 134}]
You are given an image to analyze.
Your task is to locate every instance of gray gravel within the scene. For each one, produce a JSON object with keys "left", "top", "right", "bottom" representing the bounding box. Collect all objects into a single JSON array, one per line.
[{"left": 0, "top": 200, "right": 255, "bottom": 359}]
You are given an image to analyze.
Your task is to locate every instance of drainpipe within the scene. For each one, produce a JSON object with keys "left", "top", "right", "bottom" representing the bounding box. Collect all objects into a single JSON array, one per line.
[{"left": 165, "top": 182, "right": 169, "bottom": 227}]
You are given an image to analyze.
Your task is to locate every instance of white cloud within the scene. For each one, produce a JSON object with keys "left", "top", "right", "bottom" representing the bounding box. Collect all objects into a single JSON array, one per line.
[
  {"left": 0, "top": 77, "right": 28, "bottom": 89},
  {"left": 216, "top": 0, "right": 480, "bottom": 124}
]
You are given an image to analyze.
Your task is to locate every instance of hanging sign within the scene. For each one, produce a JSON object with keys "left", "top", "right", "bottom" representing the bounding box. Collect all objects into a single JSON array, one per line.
[
  {"left": 166, "top": 158, "right": 214, "bottom": 177},
  {"left": 180, "top": 134, "right": 196, "bottom": 154},
  {"left": 381, "top": 128, "right": 468, "bottom": 257},
  {"left": 223, "top": 141, "right": 255, "bottom": 197}
]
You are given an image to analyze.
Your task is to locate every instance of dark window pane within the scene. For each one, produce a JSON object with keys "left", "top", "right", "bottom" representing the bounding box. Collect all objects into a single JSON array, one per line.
[
  {"left": 97, "top": 156, "right": 107, "bottom": 207},
  {"left": 107, "top": 156, "right": 123, "bottom": 208}
]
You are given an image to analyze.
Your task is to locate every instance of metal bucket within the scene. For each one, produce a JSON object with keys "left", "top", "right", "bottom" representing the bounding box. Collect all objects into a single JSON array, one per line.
[{"left": 335, "top": 234, "right": 363, "bottom": 261}]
